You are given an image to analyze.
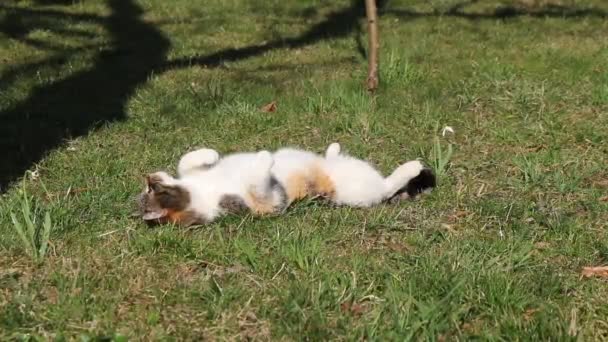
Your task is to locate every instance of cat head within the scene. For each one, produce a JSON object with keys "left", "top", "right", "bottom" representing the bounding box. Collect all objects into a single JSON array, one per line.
[{"left": 137, "top": 172, "right": 200, "bottom": 226}]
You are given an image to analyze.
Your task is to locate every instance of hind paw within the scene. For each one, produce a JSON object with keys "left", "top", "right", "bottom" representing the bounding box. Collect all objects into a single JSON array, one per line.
[{"left": 325, "top": 142, "right": 341, "bottom": 158}]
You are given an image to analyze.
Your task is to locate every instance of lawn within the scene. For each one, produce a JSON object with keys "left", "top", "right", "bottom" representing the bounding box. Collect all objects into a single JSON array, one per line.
[{"left": 1, "top": 0, "right": 607, "bottom": 340}]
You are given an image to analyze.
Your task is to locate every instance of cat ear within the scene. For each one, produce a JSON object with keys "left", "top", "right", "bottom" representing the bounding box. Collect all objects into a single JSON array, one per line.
[
  {"left": 146, "top": 173, "right": 170, "bottom": 193},
  {"left": 142, "top": 209, "right": 167, "bottom": 220}
]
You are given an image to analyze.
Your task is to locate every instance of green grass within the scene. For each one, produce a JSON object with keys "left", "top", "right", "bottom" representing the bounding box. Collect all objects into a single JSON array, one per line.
[{"left": 1, "top": 0, "right": 608, "bottom": 339}]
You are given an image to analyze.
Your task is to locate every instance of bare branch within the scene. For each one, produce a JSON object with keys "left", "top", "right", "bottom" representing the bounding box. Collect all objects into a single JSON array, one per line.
[{"left": 365, "top": 0, "right": 379, "bottom": 92}]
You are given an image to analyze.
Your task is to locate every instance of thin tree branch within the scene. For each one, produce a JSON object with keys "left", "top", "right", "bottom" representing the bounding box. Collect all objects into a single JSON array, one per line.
[{"left": 365, "top": 0, "right": 379, "bottom": 92}]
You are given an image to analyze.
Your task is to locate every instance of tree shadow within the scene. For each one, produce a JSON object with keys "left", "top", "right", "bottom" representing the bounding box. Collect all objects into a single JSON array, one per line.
[
  {"left": 159, "top": 0, "right": 390, "bottom": 71},
  {"left": 0, "top": 0, "right": 605, "bottom": 192},
  {"left": 0, "top": 0, "right": 170, "bottom": 191},
  {"left": 0, "top": 0, "right": 380, "bottom": 192},
  {"left": 381, "top": 0, "right": 607, "bottom": 20}
]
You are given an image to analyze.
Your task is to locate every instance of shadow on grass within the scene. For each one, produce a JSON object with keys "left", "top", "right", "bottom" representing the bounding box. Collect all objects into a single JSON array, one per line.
[
  {"left": 0, "top": 0, "right": 605, "bottom": 192},
  {"left": 0, "top": 0, "right": 379, "bottom": 192},
  {"left": 382, "top": 0, "right": 607, "bottom": 20},
  {"left": 160, "top": 0, "right": 390, "bottom": 71},
  {"left": 0, "top": 0, "right": 170, "bottom": 192}
]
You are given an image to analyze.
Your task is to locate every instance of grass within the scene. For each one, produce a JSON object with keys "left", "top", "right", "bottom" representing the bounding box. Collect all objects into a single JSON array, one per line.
[
  {"left": 9, "top": 177, "right": 53, "bottom": 264},
  {"left": 1, "top": 0, "right": 608, "bottom": 339}
]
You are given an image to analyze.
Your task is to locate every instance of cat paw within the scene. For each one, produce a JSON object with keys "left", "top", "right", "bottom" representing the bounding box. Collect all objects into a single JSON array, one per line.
[
  {"left": 178, "top": 148, "right": 219, "bottom": 176},
  {"left": 325, "top": 142, "right": 341, "bottom": 158},
  {"left": 193, "top": 148, "right": 220, "bottom": 165},
  {"left": 147, "top": 171, "right": 174, "bottom": 184},
  {"left": 145, "top": 171, "right": 176, "bottom": 192},
  {"left": 397, "top": 160, "right": 425, "bottom": 179},
  {"left": 255, "top": 150, "right": 274, "bottom": 170}
]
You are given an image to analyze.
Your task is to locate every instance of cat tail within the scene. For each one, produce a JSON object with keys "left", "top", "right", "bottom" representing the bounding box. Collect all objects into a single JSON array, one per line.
[{"left": 384, "top": 161, "right": 436, "bottom": 201}]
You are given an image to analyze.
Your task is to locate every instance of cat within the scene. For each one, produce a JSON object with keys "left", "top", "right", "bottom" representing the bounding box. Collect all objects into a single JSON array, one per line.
[{"left": 137, "top": 143, "right": 436, "bottom": 226}]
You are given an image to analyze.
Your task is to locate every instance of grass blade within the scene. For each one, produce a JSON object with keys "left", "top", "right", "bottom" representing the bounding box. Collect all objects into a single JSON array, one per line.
[
  {"left": 39, "top": 211, "right": 53, "bottom": 259},
  {"left": 10, "top": 212, "right": 33, "bottom": 257},
  {"left": 20, "top": 191, "right": 36, "bottom": 244}
]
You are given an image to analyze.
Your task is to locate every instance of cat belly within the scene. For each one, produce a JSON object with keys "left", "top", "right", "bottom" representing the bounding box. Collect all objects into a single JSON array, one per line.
[
  {"left": 270, "top": 165, "right": 335, "bottom": 204},
  {"left": 271, "top": 150, "right": 335, "bottom": 204}
]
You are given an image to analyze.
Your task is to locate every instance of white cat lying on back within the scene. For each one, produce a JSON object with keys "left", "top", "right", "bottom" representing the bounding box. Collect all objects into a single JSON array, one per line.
[{"left": 138, "top": 143, "right": 436, "bottom": 226}]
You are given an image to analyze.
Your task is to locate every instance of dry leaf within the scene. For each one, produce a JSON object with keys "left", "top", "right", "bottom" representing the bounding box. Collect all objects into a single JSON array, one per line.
[
  {"left": 525, "top": 144, "right": 545, "bottom": 153},
  {"left": 599, "top": 196, "right": 608, "bottom": 202},
  {"left": 581, "top": 266, "right": 608, "bottom": 278},
  {"left": 441, "top": 223, "right": 457, "bottom": 233},
  {"left": 0, "top": 269, "right": 22, "bottom": 280},
  {"left": 592, "top": 179, "right": 608, "bottom": 188},
  {"left": 386, "top": 241, "right": 410, "bottom": 253},
  {"left": 44, "top": 287, "right": 59, "bottom": 305},
  {"left": 523, "top": 308, "right": 540, "bottom": 321},
  {"left": 260, "top": 101, "right": 277, "bottom": 113},
  {"left": 568, "top": 308, "right": 578, "bottom": 337},
  {"left": 447, "top": 210, "right": 470, "bottom": 223},
  {"left": 340, "top": 302, "right": 367, "bottom": 316},
  {"left": 534, "top": 242, "right": 550, "bottom": 249}
]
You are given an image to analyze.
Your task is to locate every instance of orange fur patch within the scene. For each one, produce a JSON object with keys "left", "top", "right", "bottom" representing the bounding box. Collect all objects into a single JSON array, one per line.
[
  {"left": 164, "top": 209, "right": 201, "bottom": 226},
  {"left": 310, "top": 165, "right": 336, "bottom": 199},
  {"left": 284, "top": 165, "right": 336, "bottom": 203},
  {"left": 165, "top": 209, "right": 184, "bottom": 223},
  {"left": 285, "top": 172, "right": 310, "bottom": 203},
  {"left": 245, "top": 190, "right": 277, "bottom": 215}
]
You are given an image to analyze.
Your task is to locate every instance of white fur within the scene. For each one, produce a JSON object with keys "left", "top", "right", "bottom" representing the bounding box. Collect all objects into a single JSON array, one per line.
[
  {"left": 173, "top": 150, "right": 276, "bottom": 221},
  {"left": 320, "top": 144, "right": 425, "bottom": 207}
]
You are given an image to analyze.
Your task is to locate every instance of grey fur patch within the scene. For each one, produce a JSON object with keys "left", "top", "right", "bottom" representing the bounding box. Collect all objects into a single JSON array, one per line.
[
  {"left": 152, "top": 184, "right": 190, "bottom": 211},
  {"left": 219, "top": 194, "right": 249, "bottom": 214},
  {"left": 270, "top": 175, "right": 289, "bottom": 212}
]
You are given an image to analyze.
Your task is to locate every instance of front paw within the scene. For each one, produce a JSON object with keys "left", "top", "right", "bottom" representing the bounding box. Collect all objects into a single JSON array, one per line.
[
  {"left": 193, "top": 148, "right": 220, "bottom": 166},
  {"left": 255, "top": 150, "right": 274, "bottom": 170}
]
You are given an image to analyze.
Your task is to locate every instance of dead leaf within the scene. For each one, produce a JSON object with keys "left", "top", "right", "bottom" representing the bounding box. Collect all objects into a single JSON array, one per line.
[
  {"left": 340, "top": 302, "right": 367, "bottom": 316},
  {"left": 461, "top": 323, "right": 473, "bottom": 331},
  {"left": 581, "top": 266, "right": 608, "bottom": 278},
  {"left": 599, "top": 196, "right": 608, "bottom": 202},
  {"left": 525, "top": 144, "right": 545, "bottom": 153},
  {"left": 44, "top": 287, "right": 59, "bottom": 305},
  {"left": 386, "top": 241, "right": 410, "bottom": 253},
  {"left": 260, "top": 101, "right": 277, "bottom": 113},
  {"left": 447, "top": 210, "right": 471, "bottom": 223},
  {"left": 238, "top": 311, "right": 270, "bottom": 340},
  {"left": 534, "top": 242, "right": 550, "bottom": 250},
  {"left": 568, "top": 308, "right": 578, "bottom": 337},
  {"left": 523, "top": 308, "right": 540, "bottom": 321},
  {"left": 0, "top": 269, "right": 22, "bottom": 281},
  {"left": 592, "top": 179, "right": 608, "bottom": 188},
  {"left": 441, "top": 223, "right": 457, "bottom": 233}
]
